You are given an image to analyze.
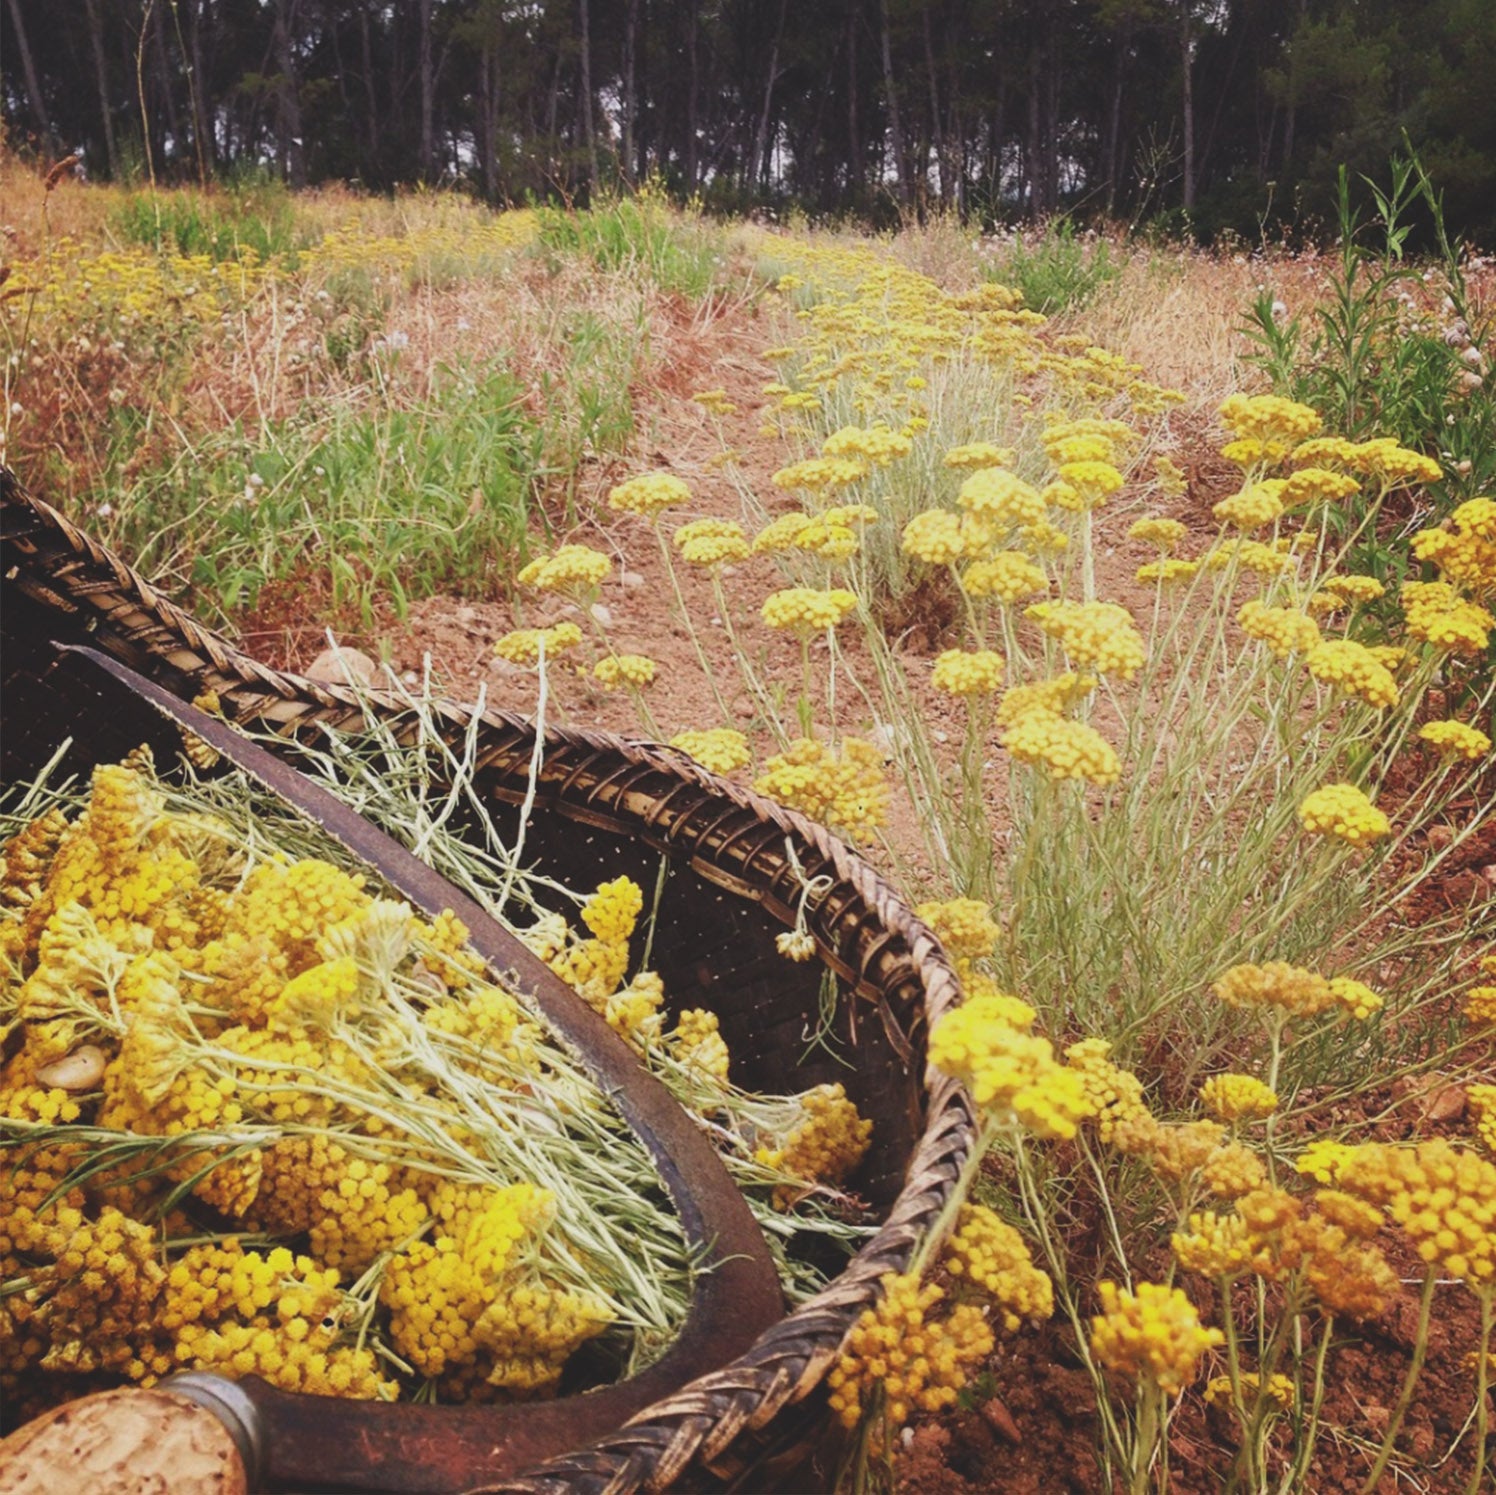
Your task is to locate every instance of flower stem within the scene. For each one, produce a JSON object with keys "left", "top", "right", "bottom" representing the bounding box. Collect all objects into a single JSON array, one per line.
[{"left": 1361, "top": 1270, "right": 1438, "bottom": 1493}]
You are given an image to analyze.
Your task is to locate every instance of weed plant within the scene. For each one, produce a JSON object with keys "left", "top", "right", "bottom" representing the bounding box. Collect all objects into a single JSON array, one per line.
[{"left": 981, "top": 218, "right": 1122, "bottom": 315}]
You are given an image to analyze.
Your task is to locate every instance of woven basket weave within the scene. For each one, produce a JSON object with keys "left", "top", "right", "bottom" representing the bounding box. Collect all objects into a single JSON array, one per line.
[{"left": 0, "top": 470, "right": 976, "bottom": 1493}]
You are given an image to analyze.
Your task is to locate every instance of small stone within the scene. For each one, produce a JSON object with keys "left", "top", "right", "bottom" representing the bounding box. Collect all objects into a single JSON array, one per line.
[
  {"left": 489, "top": 657, "right": 524, "bottom": 677},
  {"left": 590, "top": 603, "right": 613, "bottom": 627},
  {"left": 933, "top": 729, "right": 949, "bottom": 744},
  {"left": 456, "top": 605, "right": 477, "bottom": 625},
  {"left": 305, "top": 645, "right": 378, "bottom": 689},
  {"left": 620, "top": 570, "right": 646, "bottom": 589},
  {"left": 402, "top": 670, "right": 419, "bottom": 686},
  {"left": 978, "top": 1398, "right": 1022, "bottom": 1446}
]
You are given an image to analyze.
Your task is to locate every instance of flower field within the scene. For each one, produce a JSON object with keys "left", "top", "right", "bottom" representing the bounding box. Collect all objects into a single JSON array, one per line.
[{"left": 2, "top": 154, "right": 1494, "bottom": 1492}]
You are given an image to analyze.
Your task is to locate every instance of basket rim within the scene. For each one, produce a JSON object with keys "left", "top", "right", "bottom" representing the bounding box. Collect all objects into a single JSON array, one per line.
[{"left": 0, "top": 469, "right": 977, "bottom": 1493}]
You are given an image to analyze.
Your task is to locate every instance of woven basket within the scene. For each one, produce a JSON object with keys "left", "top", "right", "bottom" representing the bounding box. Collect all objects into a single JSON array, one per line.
[{"left": 0, "top": 470, "right": 975, "bottom": 1494}]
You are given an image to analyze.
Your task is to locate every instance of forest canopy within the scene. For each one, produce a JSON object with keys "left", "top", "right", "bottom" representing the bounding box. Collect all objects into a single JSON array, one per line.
[{"left": 4, "top": 0, "right": 1496, "bottom": 241}]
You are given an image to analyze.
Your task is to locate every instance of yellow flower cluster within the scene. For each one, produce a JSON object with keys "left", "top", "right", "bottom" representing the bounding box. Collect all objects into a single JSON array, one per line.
[
  {"left": 1137, "top": 557, "right": 1202, "bottom": 584},
  {"left": 607, "top": 471, "right": 691, "bottom": 516},
  {"left": 941, "top": 1204, "right": 1053, "bottom": 1331},
  {"left": 827, "top": 1271, "right": 994, "bottom": 1431},
  {"left": 1025, "top": 600, "right": 1145, "bottom": 679},
  {"left": 1411, "top": 501, "right": 1496, "bottom": 598},
  {"left": 1297, "top": 782, "right": 1391, "bottom": 847},
  {"left": 1402, "top": 581, "right": 1494, "bottom": 654},
  {"left": 1280, "top": 467, "right": 1361, "bottom": 506},
  {"left": 668, "top": 1007, "right": 731, "bottom": 1080},
  {"left": 760, "top": 586, "right": 859, "bottom": 633},
  {"left": 1220, "top": 393, "right": 1323, "bottom": 450},
  {"left": 1205, "top": 1373, "right": 1296, "bottom": 1410},
  {"left": 1212, "top": 961, "right": 1338, "bottom": 1018},
  {"left": 995, "top": 672, "right": 1097, "bottom": 728},
  {"left": 770, "top": 456, "right": 868, "bottom": 491},
  {"left": 1052, "top": 460, "right": 1125, "bottom": 511},
  {"left": 959, "top": 469, "right": 1046, "bottom": 529},
  {"left": 493, "top": 622, "right": 584, "bottom": 666},
  {"left": 957, "top": 550, "right": 1048, "bottom": 604},
  {"left": 1001, "top": 709, "right": 1121, "bottom": 786},
  {"left": 517, "top": 544, "right": 611, "bottom": 594},
  {"left": 902, "top": 508, "right": 968, "bottom": 566},
  {"left": 822, "top": 423, "right": 913, "bottom": 467},
  {"left": 1214, "top": 481, "right": 1286, "bottom": 531},
  {"left": 928, "top": 993, "right": 1091, "bottom": 1140},
  {"left": 674, "top": 518, "right": 751, "bottom": 567},
  {"left": 1417, "top": 720, "right": 1492, "bottom": 760},
  {"left": 1064, "top": 1039, "right": 1149, "bottom": 1144},
  {"left": 916, "top": 898, "right": 1000, "bottom": 962},
  {"left": 1469, "top": 1085, "right": 1496, "bottom": 1153},
  {"left": 1318, "top": 573, "right": 1387, "bottom": 606},
  {"left": 1465, "top": 985, "right": 1496, "bottom": 1025},
  {"left": 945, "top": 442, "right": 1015, "bottom": 469},
  {"left": 1128, "top": 516, "right": 1187, "bottom": 551},
  {"left": 1290, "top": 436, "right": 1441, "bottom": 487},
  {"left": 1089, "top": 1281, "right": 1222, "bottom": 1397},
  {"left": 754, "top": 1083, "right": 872, "bottom": 1207},
  {"left": 932, "top": 649, "right": 1005, "bottom": 696},
  {"left": 754, "top": 737, "right": 889, "bottom": 838},
  {"left": 1305, "top": 639, "right": 1400, "bottom": 708},
  {"left": 1237, "top": 600, "right": 1322, "bottom": 659},
  {"left": 1200, "top": 1073, "right": 1278, "bottom": 1122},
  {"left": 1339, "top": 1138, "right": 1496, "bottom": 1286},
  {"left": 593, "top": 654, "right": 657, "bottom": 691},
  {"left": 668, "top": 727, "right": 752, "bottom": 773}
]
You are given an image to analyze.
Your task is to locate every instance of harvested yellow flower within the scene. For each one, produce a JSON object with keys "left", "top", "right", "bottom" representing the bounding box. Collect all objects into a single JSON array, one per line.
[
  {"left": 1297, "top": 783, "right": 1391, "bottom": 847},
  {"left": 1090, "top": 1280, "right": 1222, "bottom": 1397},
  {"left": 607, "top": 471, "right": 691, "bottom": 516},
  {"left": 592, "top": 654, "right": 657, "bottom": 691},
  {"left": 932, "top": 649, "right": 1005, "bottom": 696},
  {"left": 754, "top": 1083, "right": 872, "bottom": 1207},
  {"left": 755, "top": 737, "right": 889, "bottom": 838},
  {"left": 1200, "top": 1073, "right": 1278, "bottom": 1123}
]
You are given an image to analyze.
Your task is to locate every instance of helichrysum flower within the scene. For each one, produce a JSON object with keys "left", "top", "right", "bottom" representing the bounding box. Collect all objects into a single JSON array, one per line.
[
  {"left": 1297, "top": 783, "right": 1390, "bottom": 847},
  {"left": 1328, "top": 976, "right": 1383, "bottom": 1020},
  {"left": 1219, "top": 393, "right": 1322, "bottom": 446},
  {"left": 754, "top": 738, "right": 889, "bottom": 837},
  {"left": 944, "top": 442, "right": 1015, "bottom": 470},
  {"left": 751, "top": 512, "right": 813, "bottom": 553},
  {"left": 1464, "top": 985, "right": 1496, "bottom": 1025},
  {"left": 996, "top": 672, "right": 1097, "bottom": 728},
  {"left": 1469, "top": 1085, "right": 1496, "bottom": 1152},
  {"left": 1418, "top": 720, "right": 1492, "bottom": 760},
  {"left": 1402, "top": 581, "right": 1494, "bottom": 655},
  {"left": 960, "top": 551, "right": 1049, "bottom": 603},
  {"left": 1319, "top": 573, "right": 1386, "bottom": 606},
  {"left": 902, "top": 509, "right": 966, "bottom": 566},
  {"left": 1089, "top": 1281, "right": 1222, "bottom": 1397},
  {"left": 941, "top": 1204, "right": 1053, "bottom": 1330},
  {"left": 1173, "top": 1209, "right": 1255, "bottom": 1278},
  {"left": 916, "top": 898, "right": 1000, "bottom": 962},
  {"left": 668, "top": 728, "right": 751, "bottom": 774},
  {"left": 517, "top": 544, "right": 611, "bottom": 594},
  {"left": 1305, "top": 640, "right": 1399, "bottom": 708},
  {"left": 1339, "top": 1138, "right": 1496, "bottom": 1286},
  {"left": 674, "top": 518, "right": 750, "bottom": 567},
  {"left": 958, "top": 469, "right": 1046, "bottom": 529},
  {"left": 1137, "top": 558, "right": 1201, "bottom": 584},
  {"left": 1054, "top": 460, "right": 1124, "bottom": 510},
  {"left": 1294, "top": 1139, "right": 1357, "bottom": 1186},
  {"left": 1128, "top": 516, "right": 1187, "bottom": 551},
  {"left": 1001, "top": 710, "right": 1120, "bottom": 786},
  {"left": 1214, "top": 480, "right": 1287, "bottom": 531},
  {"left": 1065, "top": 1038, "right": 1149, "bottom": 1143},
  {"left": 493, "top": 622, "right": 584, "bottom": 666},
  {"left": 607, "top": 471, "right": 691, "bottom": 516},
  {"left": 927, "top": 994, "right": 1092, "bottom": 1140},
  {"left": 1200, "top": 1073, "right": 1278, "bottom": 1122},
  {"left": 1204, "top": 539, "right": 1292, "bottom": 576},
  {"left": 754, "top": 1083, "right": 872, "bottom": 1207},
  {"left": 770, "top": 457, "right": 867, "bottom": 491},
  {"left": 1281, "top": 467, "right": 1361, "bottom": 506},
  {"left": 932, "top": 649, "right": 1005, "bottom": 696},
  {"left": 1212, "top": 960, "right": 1337, "bottom": 1018},
  {"left": 1237, "top": 600, "right": 1321, "bottom": 660},
  {"left": 1205, "top": 1373, "right": 1297, "bottom": 1411},
  {"left": 1025, "top": 600, "right": 1145, "bottom": 679},
  {"left": 593, "top": 654, "right": 657, "bottom": 691},
  {"left": 760, "top": 586, "right": 858, "bottom": 634}
]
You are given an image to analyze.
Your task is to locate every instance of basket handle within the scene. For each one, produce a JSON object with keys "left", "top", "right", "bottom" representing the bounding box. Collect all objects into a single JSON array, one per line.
[{"left": 57, "top": 646, "right": 785, "bottom": 1493}]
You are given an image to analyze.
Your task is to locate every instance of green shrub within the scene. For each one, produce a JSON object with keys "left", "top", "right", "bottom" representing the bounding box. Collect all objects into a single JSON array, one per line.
[
  {"left": 983, "top": 218, "right": 1120, "bottom": 314},
  {"left": 534, "top": 193, "right": 723, "bottom": 298},
  {"left": 110, "top": 175, "right": 304, "bottom": 264}
]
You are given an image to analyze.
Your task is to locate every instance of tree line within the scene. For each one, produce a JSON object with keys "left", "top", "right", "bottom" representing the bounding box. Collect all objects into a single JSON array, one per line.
[{"left": 4, "top": 0, "right": 1495, "bottom": 240}]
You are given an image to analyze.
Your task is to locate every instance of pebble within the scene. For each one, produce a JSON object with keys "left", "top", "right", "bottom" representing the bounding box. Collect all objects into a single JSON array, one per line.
[
  {"left": 305, "top": 644, "right": 378, "bottom": 689},
  {"left": 619, "top": 570, "right": 646, "bottom": 589},
  {"left": 978, "top": 1398, "right": 1022, "bottom": 1446},
  {"left": 590, "top": 603, "right": 613, "bottom": 627}
]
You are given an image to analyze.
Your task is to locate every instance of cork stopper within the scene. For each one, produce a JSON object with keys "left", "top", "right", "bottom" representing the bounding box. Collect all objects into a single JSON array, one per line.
[{"left": 0, "top": 1388, "right": 247, "bottom": 1495}]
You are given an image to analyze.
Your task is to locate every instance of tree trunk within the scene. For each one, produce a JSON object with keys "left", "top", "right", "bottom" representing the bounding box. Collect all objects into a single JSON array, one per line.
[
  {"left": 622, "top": 0, "right": 639, "bottom": 182},
  {"left": 271, "top": 0, "right": 305, "bottom": 186},
  {"left": 360, "top": 8, "right": 381, "bottom": 180},
  {"left": 1180, "top": 0, "right": 1195, "bottom": 212},
  {"left": 845, "top": 1, "right": 859, "bottom": 195},
  {"left": 185, "top": 0, "right": 214, "bottom": 185},
  {"left": 419, "top": 0, "right": 435, "bottom": 180},
  {"left": 82, "top": 0, "right": 119, "bottom": 176},
  {"left": 749, "top": 0, "right": 788, "bottom": 196},
  {"left": 479, "top": 36, "right": 500, "bottom": 200},
  {"left": 150, "top": 0, "right": 185, "bottom": 169},
  {"left": 578, "top": 0, "right": 597, "bottom": 188},
  {"left": 685, "top": 0, "right": 699, "bottom": 190},
  {"left": 6, "top": 0, "right": 55, "bottom": 151},
  {"left": 879, "top": 0, "right": 909, "bottom": 205},
  {"left": 1025, "top": 46, "right": 1041, "bottom": 214},
  {"left": 921, "top": 1, "right": 947, "bottom": 207}
]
